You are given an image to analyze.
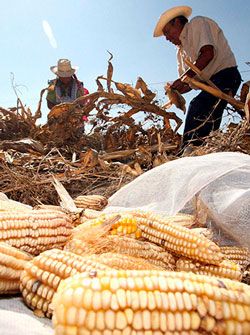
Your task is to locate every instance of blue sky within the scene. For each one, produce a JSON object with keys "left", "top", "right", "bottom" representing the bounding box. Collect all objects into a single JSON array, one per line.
[{"left": 1, "top": 0, "right": 250, "bottom": 127}]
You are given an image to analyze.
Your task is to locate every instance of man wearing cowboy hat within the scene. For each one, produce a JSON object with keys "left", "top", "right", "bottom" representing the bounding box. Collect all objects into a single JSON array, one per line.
[
  {"left": 154, "top": 6, "right": 242, "bottom": 151},
  {"left": 46, "top": 58, "right": 89, "bottom": 110}
]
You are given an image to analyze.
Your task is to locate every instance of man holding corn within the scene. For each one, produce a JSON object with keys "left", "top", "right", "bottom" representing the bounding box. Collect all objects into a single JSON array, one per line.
[{"left": 153, "top": 6, "right": 242, "bottom": 152}]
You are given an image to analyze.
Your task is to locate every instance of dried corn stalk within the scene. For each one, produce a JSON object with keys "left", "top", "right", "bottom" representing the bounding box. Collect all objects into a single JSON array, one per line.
[
  {"left": 74, "top": 194, "right": 108, "bottom": 211},
  {"left": 0, "top": 242, "right": 32, "bottom": 294},
  {"left": 0, "top": 209, "right": 73, "bottom": 255},
  {"left": 52, "top": 269, "right": 250, "bottom": 334},
  {"left": 20, "top": 248, "right": 110, "bottom": 318},
  {"left": 176, "top": 258, "right": 242, "bottom": 281},
  {"left": 163, "top": 83, "right": 186, "bottom": 113}
]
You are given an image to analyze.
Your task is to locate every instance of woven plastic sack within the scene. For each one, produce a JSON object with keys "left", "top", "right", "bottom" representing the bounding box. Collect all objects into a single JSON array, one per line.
[
  {"left": 106, "top": 152, "right": 250, "bottom": 247},
  {"left": 0, "top": 297, "right": 53, "bottom": 335}
]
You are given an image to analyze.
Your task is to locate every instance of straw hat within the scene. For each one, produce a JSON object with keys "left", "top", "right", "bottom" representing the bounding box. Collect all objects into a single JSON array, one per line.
[
  {"left": 50, "top": 59, "right": 78, "bottom": 77},
  {"left": 153, "top": 6, "right": 192, "bottom": 37}
]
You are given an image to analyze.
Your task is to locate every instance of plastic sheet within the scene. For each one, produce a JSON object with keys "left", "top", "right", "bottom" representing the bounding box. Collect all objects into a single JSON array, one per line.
[
  {"left": 0, "top": 297, "right": 52, "bottom": 335},
  {"left": 106, "top": 152, "right": 250, "bottom": 247}
]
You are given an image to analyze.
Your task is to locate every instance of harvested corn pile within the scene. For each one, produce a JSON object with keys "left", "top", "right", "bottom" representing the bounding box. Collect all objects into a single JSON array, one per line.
[{"left": 0, "top": 196, "right": 248, "bottom": 335}]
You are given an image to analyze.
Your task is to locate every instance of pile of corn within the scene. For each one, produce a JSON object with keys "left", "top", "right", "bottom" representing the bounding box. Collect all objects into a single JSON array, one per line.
[{"left": 0, "top": 198, "right": 250, "bottom": 334}]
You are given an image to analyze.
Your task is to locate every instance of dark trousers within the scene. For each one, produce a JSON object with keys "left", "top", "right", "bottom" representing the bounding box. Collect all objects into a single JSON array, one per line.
[{"left": 182, "top": 67, "right": 242, "bottom": 148}]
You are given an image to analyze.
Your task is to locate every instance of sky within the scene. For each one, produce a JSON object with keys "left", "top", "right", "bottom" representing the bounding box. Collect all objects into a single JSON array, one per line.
[{"left": 1, "top": 0, "right": 250, "bottom": 128}]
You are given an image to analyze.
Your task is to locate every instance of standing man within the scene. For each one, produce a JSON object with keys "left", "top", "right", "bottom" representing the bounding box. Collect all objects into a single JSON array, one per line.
[
  {"left": 153, "top": 6, "right": 242, "bottom": 150},
  {"left": 46, "top": 58, "right": 89, "bottom": 110}
]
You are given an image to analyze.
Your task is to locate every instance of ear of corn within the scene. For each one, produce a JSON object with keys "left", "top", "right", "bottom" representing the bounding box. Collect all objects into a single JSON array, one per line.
[
  {"left": 0, "top": 242, "right": 32, "bottom": 294},
  {"left": 76, "top": 213, "right": 142, "bottom": 239},
  {"left": 80, "top": 208, "right": 104, "bottom": 224},
  {"left": 176, "top": 258, "right": 243, "bottom": 281},
  {"left": 131, "top": 210, "right": 197, "bottom": 228},
  {"left": 52, "top": 269, "right": 250, "bottom": 334},
  {"left": 191, "top": 227, "right": 213, "bottom": 240},
  {"left": 135, "top": 213, "right": 223, "bottom": 265},
  {"left": 20, "top": 248, "right": 110, "bottom": 318},
  {"left": 0, "top": 209, "right": 73, "bottom": 255},
  {"left": 104, "top": 235, "right": 176, "bottom": 270},
  {"left": 164, "top": 212, "right": 196, "bottom": 228},
  {"left": 71, "top": 210, "right": 223, "bottom": 265},
  {"left": 89, "top": 252, "right": 164, "bottom": 270},
  {"left": 74, "top": 195, "right": 108, "bottom": 210},
  {"left": 34, "top": 205, "right": 65, "bottom": 212},
  {"left": 221, "top": 246, "right": 250, "bottom": 270},
  {"left": 0, "top": 200, "right": 32, "bottom": 212}
]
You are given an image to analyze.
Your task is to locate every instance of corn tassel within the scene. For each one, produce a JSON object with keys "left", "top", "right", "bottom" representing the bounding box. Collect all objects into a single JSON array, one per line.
[
  {"left": 0, "top": 242, "right": 32, "bottom": 294},
  {"left": 0, "top": 209, "right": 73, "bottom": 255},
  {"left": 52, "top": 269, "right": 250, "bottom": 334},
  {"left": 20, "top": 248, "right": 110, "bottom": 318}
]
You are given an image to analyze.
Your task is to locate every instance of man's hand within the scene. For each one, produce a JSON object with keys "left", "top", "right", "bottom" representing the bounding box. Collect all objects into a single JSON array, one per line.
[{"left": 170, "top": 79, "right": 191, "bottom": 94}]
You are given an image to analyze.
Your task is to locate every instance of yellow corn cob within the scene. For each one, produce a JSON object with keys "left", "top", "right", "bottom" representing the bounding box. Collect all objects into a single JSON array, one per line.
[
  {"left": 0, "top": 199, "right": 32, "bottom": 212},
  {"left": 0, "top": 242, "right": 32, "bottom": 294},
  {"left": 34, "top": 204, "right": 65, "bottom": 212},
  {"left": 74, "top": 195, "right": 108, "bottom": 210},
  {"left": 65, "top": 230, "right": 176, "bottom": 271},
  {"left": 76, "top": 213, "right": 142, "bottom": 239},
  {"left": 104, "top": 235, "right": 176, "bottom": 270},
  {"left": 165, "top": 212, "right": 197, "bottom": 228},
  {"left": 191, "top": 227, "right": 213, "bottom": 240},
  {"left": 0, "top": 209, "right": 73, "bottom": 255},
  {"left": 135, "top": 213, "right": 223, "bottom": 265},
  {"left": 221, "top": 246, "right": 250, "bottom": 270},
  {"left": 176, "top": 258, "right": 243, "bottom": 281},
  {"left": 80, "top": 208, "right": 104, "bottom": 224},
  {"left": 52, "top": 269, "right": 250, "bottom": 334},
  {"left": 89, "top": 252, "right": 163, "bottom": 270},
  {"left": 131, "top": 210, "right": 197, "bottom": 228},
  {"left": 20, "top": 248, "right": 110, "bottom": 318}
]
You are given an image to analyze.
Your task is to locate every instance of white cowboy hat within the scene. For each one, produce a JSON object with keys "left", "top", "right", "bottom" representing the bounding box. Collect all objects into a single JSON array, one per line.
[
  {"left": 50, "top": 59, "right": 79, "bottom": 77},
  {"left": 153, "top": 6, "right": 192, "bottom": 37}
]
